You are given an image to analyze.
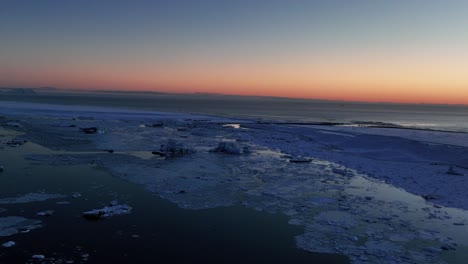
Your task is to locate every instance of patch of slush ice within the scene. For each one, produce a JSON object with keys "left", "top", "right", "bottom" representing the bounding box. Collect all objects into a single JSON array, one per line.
[
  {"left": 0, "top": 216, "right": 42, "bottom": 237},
  {"left": 0, "top": 193, "right": 66, "bottom": 204}
]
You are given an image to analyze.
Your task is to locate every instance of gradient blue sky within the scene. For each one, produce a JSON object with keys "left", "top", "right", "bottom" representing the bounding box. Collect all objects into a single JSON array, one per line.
[{"left": 1, "top": 0, "right": 468, "bottom": 103}]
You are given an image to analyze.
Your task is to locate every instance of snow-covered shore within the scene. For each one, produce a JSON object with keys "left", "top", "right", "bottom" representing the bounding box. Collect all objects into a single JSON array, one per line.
[{"left": 1, "top": 101, "right": 468, "bottom": 263}]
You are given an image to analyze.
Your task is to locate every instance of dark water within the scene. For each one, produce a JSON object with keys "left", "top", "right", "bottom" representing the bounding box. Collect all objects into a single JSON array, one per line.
[
  {"left": 0, "top": 140, "right": 348, "bottom": 263},
  {"left": 2, "top": 91, "right": 468, "bottom": 132}
]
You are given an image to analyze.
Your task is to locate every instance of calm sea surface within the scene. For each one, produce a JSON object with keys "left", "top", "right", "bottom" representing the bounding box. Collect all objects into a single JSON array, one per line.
[{"left": 2, "top": 91, "right": 468, "bottom": 132}]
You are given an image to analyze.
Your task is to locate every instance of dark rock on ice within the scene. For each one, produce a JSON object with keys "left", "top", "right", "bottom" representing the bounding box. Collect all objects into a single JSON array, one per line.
[
  {"left": 151, "top": 151, "right": 166, "bottom": 157},
  {"left": 151, "top": 122, "right": 164, "bottom": 127},
  {"left": 289, "top": 157, "right": 313, "bottom": 163},
  {"left": 80, "top": 127, "right": 98, "bottom": 134},
  {"left": 242, "top": 146, "right": 252, "bottom": 154},
  {"left": 421, "top": 194, "right": 438, "bottom": 201}
]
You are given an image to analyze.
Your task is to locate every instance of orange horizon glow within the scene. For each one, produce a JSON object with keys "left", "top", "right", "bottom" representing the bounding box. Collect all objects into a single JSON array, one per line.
[
  {"left": 2, "top": 1, "right": 468, "bottom": 106},
  {"left": 3, "top": 78, "right": 468, "bottom": 105},
  {"left": 2, "top": 55, "right": 468, "bottom": 105}
]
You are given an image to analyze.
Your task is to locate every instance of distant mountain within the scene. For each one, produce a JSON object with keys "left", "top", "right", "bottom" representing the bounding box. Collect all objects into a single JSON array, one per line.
[
  {"left": 91, "top": 89, "right": 168, "bottom": 95},
  {"left": 36, "top": 86, "right": 59, "bottom": 91},
  {"left": 0, "top": 88, "right": 37, "bottom": 95}
]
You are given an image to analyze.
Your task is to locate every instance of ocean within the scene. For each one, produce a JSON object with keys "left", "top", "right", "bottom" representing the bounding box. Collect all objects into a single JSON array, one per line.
[{"left": 1, "top": 90, "right": 468, "bottom": 132}]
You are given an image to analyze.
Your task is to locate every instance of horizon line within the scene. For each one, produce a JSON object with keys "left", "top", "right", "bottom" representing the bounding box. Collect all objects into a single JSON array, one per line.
[{"left": 1, "top": 86, "right": 468, "bottom": 107}]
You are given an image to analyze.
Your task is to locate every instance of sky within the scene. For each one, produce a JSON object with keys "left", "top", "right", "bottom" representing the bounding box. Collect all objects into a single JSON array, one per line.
[{"left": 1, "top": 0, "right": 468, "bottom": 104}]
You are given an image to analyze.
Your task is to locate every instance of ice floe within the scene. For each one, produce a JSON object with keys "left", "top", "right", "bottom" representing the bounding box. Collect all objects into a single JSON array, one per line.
[{"left": 82, "top": 203, "right": 132, "bottom": 220}]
